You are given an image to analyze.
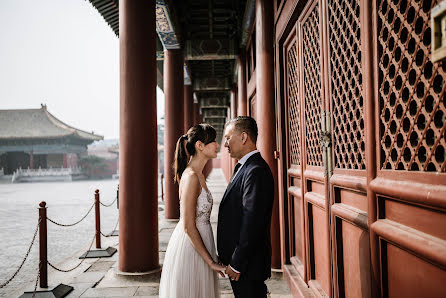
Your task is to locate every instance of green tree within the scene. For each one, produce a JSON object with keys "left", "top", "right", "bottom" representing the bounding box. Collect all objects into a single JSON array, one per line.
[{"left": 79, "top": 155, "right": 110, "bottom": 178}]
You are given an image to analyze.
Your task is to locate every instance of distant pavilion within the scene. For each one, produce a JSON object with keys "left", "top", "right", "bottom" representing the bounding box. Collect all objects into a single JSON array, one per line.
[{"left": 0, "top": 104, "right": 103, "bottom": 175}]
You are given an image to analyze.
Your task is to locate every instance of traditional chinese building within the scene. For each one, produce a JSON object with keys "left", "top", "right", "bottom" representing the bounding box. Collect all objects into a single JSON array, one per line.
[{"left": 0, "top": 104, "right": 103, "bottom": 175}]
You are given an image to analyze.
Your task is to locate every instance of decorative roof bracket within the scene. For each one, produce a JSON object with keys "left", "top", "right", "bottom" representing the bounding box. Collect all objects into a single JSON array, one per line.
[{"left": 155, "top": 0, "right": 181, "bottom": 49}]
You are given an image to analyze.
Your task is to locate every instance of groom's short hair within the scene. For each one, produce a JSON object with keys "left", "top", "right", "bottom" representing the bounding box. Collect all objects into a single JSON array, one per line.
[{"left": 227, "top": 116, "right": 258, "bottom": 143}]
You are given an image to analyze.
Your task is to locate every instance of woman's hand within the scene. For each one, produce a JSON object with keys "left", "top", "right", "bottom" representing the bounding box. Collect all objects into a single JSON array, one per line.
[{"left": 210, "top": 261, "right": 226, "bottom": 278}]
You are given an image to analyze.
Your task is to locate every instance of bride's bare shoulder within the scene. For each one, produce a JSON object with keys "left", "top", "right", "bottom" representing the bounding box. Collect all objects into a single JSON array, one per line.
[
  {"left": 180, "top": 169, "right": 200, "bottom": 194},
  {"left": 181, "top": 168, "right": 198, "bottom": 182}
]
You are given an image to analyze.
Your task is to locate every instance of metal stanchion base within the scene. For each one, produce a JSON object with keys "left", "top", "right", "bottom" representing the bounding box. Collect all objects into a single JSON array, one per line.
[
  {"left": 79, "top": 246, "right": 117, "bottom": 259},
  {"left": 20, "top": 284, "right": 73, "bottom": 298},
  {"left": 108, "top": 230, "right": 119, "bottom": 236}
]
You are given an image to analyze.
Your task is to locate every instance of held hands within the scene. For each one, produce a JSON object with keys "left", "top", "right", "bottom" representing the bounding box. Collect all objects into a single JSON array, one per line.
[
  {"left": 210, "top": 261, "right": 226, "bottom": 278},
  {"left": 225, "top": 265, "right": 241, "bottom": 281},
  {"left": 209, "top": 257, "right": 241, "bottom": 281}
]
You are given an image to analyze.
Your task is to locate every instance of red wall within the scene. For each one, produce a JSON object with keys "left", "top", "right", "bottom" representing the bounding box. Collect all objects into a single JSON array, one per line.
[{"left": 65, "top": 153, "right": 78, "bottom": 168}]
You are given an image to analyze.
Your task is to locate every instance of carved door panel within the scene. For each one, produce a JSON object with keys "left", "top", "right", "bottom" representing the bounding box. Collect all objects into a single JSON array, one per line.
[
  {"left": 280, "top": 0, "right": 446, "bottom": 297},
  {"left": 324, "top": 0, "right": 372, "bottom": 297},
  {"left": 283, "top": 1, "right": 333, "bottom": 296},
  {"left": 283, "top": 23, "right": 306, "bottom": 281},
  {"left": 299, "top": 2, "right": 332, "bottom": 296}
]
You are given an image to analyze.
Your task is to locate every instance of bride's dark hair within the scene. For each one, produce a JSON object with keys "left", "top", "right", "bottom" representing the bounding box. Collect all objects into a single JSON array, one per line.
[{"left": 173, "top": 124, "right": 217, "bottom": 184}]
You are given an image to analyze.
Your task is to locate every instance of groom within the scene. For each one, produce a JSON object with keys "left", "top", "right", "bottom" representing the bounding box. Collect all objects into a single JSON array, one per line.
[{"left": 217, "top": 116, "right": 274, "bottom": 298}]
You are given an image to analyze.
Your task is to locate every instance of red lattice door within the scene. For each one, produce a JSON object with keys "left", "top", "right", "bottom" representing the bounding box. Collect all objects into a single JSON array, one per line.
[
  {"left": 371, "top": 0, "right": 446, "bottom": 297},
  {"left": 282, "top": 23, "right": 306, "bottom": 282},
  {"left": 299, "top": 2, "right": 333, "bottom": 296},
  {"left": 281, "top": 1, "right": 333, "bottom": 296},
  {"left": 279, "top": 0, "right": 446, "bottom": 297},
  {"left": 281, "top": 0, "right": 371, "bottom": 296},
  {"left": 325, "top": 0, "right": 372, "bottom": 297}
]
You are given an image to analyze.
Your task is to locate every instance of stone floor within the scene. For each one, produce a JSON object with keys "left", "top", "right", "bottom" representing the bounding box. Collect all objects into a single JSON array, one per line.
[{"left": 12, "top": 169, "right": 292, "bottom": 297}]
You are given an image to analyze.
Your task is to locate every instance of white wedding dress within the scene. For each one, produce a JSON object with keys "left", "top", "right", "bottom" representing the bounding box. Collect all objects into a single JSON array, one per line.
[{"left": 159, "top": 186, "right": 220, "bottom": 298}]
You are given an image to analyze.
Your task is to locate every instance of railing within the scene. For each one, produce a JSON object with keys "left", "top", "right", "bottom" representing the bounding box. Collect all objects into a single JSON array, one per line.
[
  {"left": 11, "top": 167, "right": 84, "bottom": 183},
  {"left": 0, "top": 186, "right": 119, "bottom": 297}
]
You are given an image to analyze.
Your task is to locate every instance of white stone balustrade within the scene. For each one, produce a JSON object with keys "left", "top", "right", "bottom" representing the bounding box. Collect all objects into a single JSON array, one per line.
[{"left": 11, "top": 166, "right": 85, "bottom": 183}]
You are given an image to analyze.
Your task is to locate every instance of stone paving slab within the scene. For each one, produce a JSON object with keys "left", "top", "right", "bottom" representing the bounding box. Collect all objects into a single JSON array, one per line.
[
  {"left": 134, "top": 286, "right": 159, "bottom": 296},
  {"left": 80, "top": 286, "right": 139, "bottom": 297},
  {"left": 86, "top": 261, "right": 115, "bottom": 272},
  {"left": 69, "top": 272, "right": 105, "bottom": 284},
  {"left": 96, "top": 269, "right": 161, "bottom": 288},
  {"left": 65, "top": 282, "right": 96, "bottom": 298}
]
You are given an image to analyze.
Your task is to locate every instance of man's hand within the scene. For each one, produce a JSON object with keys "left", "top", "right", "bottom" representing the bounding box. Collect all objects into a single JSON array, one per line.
[{"left": 225, "top": 265, "right": 241, "bottom": 281}]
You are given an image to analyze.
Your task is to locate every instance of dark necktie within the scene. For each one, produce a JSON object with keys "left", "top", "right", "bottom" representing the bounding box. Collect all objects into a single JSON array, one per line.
[{"left": 231, "top": 163, "right": 241, "bottom": 182}]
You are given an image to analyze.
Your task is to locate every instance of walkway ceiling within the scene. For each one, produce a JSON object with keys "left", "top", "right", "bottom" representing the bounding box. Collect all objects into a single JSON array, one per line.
[{"left": 88, "top": 0, "right": 251, "bottom": 141}]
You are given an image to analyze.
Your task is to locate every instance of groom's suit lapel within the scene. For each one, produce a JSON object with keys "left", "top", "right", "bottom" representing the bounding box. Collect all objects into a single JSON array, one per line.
[
  {"left": 220, "top": 153, "right": 259, "bottom": 206},
  {"left": 220, "top": 166, "right": 245, "bottom": 206}
]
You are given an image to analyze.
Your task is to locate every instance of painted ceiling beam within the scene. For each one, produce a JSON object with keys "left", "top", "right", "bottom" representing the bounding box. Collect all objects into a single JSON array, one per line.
[
  {"left": 200, "top": 106, "right": 229, "bottom": 109},
  {"left": 193, "top": 77, "right": 230, "bottom": 91},
  {"left": 155, "top": 0, "right": 180, "bottom": 49},
  {"left": 185, "top": 39, "right": 237, "bottom": 60},
  {"left": 156, "top": 39, "right": 238, "bottom": 61}
]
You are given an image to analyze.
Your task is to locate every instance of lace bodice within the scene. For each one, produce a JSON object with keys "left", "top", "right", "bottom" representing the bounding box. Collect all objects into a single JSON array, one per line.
[{"left": 180, "top": 187, "right": 213, "bottom": 226}]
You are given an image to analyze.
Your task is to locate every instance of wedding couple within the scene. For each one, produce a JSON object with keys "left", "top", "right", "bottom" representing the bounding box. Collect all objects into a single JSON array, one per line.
[{"left": 159, "top": 116, "right": 274, "bottom": 298}]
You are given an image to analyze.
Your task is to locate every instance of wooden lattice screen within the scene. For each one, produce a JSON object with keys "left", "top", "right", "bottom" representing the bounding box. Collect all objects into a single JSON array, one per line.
[
  {"left": 328, "top": 0, "right": 366, "bottom": 170},
  {"left": 287, "top": 42, "right": 302, "bottom": 165},
  {"left": 302, "top": 3, "right": 323, "bottom": 167},
  {"left": 378, "top": 0, "right": 446, "bottom": 172}
]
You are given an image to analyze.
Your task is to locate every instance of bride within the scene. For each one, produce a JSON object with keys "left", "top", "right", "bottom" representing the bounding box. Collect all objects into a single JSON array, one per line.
[{"left": 159, "top": 124, "right": 225, "bottom": 298}]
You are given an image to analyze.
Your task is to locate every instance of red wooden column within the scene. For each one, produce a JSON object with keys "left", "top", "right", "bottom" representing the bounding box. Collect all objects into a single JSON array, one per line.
[
  {"left": 164, "top": 49, "right": 184, "bottom": 219},
  {"left": 230, "top": 86, "right": 237, "bottom": 119},
  {"left": 63, "top": 154, "right": 68, "bottom": 168},
  {"left": 256, "top": 0, "right": 281, "bottom": 269},
  {"left": 230, "top": 86, "right": 238, "bottom": 170},
  {"left": 237, "top": 53, "right": 248, "bottom": 116},
  {"left": 198, "top": 108, "right": 203, "bottom": 123},
  {"left": 119, "top": 0, "right": 159, "bottom": 272},
  {"left": 193, "top": 101, "right": 200, "bottom": 125},
  {"left": 29, "top": 151, "right": 34, "bottom": 169},
  {"left": 184, "top": 85, "right": 194, "bottom": 132}
]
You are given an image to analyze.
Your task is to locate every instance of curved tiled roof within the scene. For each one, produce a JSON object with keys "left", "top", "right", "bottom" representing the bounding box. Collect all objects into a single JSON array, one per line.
[
  {"left": 87, "top": 0, "right": 119, "bottom": 36},
  {"left": 0, "top": 105, "right": 103, "bottom": 141}
]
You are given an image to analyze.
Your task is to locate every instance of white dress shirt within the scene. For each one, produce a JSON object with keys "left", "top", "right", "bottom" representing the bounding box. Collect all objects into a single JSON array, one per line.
[{"left": 231, "top": 150, "right": 259, "bottom": 182}]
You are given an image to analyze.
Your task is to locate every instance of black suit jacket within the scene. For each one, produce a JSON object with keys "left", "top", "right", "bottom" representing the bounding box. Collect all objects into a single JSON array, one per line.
[{"left": 217, "top": 152, "right": 274, "bottom": 281}]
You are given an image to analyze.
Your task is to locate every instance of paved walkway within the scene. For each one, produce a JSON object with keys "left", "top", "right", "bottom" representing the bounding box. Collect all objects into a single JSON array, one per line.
[{"left": 12, "top": 169, "right": 292, "bottom": 297}]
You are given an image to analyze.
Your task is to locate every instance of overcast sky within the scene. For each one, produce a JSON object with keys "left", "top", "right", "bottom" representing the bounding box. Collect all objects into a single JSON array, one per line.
[{"left": 0, "top": 0, "right": 164, "bottom": 140}]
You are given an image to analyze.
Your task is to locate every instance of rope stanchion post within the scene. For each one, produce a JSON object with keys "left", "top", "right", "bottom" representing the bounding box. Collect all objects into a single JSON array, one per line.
[
  {"left": 94, "top": 190, "right": 101, "bottom": 249},
  {"left": 79, "top": 188, "right": 117, "bottom": 259},
  {"left": 38, "top": 201, "right": 48, "bottom": 289},
  {"left": 161, "top": 174, "right": 164, "bottom": 201},
  {"left": 20, "top": 202, "right": 73, "bottom": 297},
  {"left": 116, "top": 184, "right": 119, "bottom": 209}
]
